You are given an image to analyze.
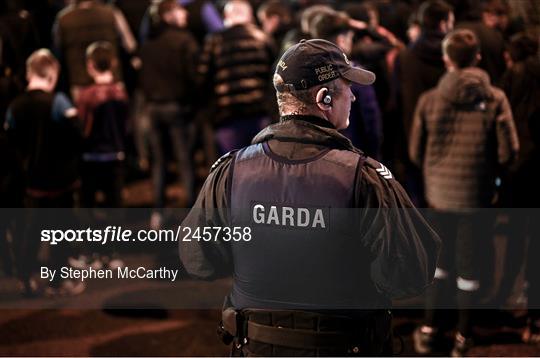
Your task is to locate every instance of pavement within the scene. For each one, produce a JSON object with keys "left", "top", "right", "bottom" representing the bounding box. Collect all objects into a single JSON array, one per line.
[{"left": 1, "top": 251, "right": 539, "bottom": 356}]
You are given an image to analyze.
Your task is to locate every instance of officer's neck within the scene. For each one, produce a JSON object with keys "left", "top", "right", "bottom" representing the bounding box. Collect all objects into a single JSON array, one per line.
[{"left": 280, "top": 114, "right": 336, "bottom": 129}]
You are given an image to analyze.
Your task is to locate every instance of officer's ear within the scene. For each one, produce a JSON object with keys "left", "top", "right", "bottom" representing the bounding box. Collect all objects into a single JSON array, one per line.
[{"left": 315, "top": 87, "right": 332, "bottom": 112}]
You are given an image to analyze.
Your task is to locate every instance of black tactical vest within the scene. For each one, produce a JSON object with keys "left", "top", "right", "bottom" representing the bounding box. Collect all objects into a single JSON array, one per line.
[{"left": 229, "top": 142, "right": 384, "bottom": 310}]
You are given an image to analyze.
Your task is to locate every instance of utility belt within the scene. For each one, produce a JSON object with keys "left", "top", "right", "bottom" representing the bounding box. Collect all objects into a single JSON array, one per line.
[{"left": 218, "top": 307, "right": 393, "bottom": 356}]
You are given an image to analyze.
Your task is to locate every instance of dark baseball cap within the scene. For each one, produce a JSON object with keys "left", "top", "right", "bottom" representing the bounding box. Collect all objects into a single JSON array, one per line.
[{"left": 275, "top": 39, "right": 375, "bottom": 92}]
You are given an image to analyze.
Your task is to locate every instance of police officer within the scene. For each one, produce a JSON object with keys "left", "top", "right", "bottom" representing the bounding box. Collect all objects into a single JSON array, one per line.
[{"left": 179, "top": 39, "right": 440, "bottom": 356}]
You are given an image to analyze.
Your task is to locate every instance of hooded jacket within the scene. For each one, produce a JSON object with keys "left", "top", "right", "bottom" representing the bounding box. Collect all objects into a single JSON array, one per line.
[{"left": 409, "top": 67, "right": 519, "bottom": 209}]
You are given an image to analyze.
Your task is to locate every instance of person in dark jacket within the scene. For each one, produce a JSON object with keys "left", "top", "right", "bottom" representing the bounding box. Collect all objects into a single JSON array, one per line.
[
  {"left": 280, "top": 4, "right": 333, "bottom": 53},
  {"left": 180, "top": 38, "right": 440, "bottom": 356},
  {"left": 518, "top": 108, "right": 540, "bottom": 344},
  {"left": 138, "top": 0, "right": 223, "bottom": 46},
  {"left": 4, "top": 49, "right": 83, "bottom": 296},
  {"left": 394, "top": 0, "right": 454, "bottom": 143},
  {"left": 498, "top": 33, "right": 540, "bottom": 334},
  {"left": 409, "top": 29, "right": 519, "bottom": 356},
  {"left": 140, "top": 0, "right": 199, "bottom": 228},
  {"left": 456, "top": 1, "right": 508, "bottom": 86},
  {"left": 198, "top": 0, "right": 275, "bottom": 155},
  {"left": 257, "top": 0, "right": 293, "bottom": 52},
  {"left": 391, "top": 0, "right": 454, "bottom": 205}
]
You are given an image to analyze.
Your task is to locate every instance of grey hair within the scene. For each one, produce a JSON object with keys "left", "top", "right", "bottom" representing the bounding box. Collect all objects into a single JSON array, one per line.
[{"left": 273, "top": 74, "right": 341, "bottom": 116}]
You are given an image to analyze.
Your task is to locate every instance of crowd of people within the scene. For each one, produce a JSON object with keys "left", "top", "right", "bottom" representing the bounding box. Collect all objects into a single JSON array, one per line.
[{"left": 0, "top": 0, "right": 540, "bottom": 355}]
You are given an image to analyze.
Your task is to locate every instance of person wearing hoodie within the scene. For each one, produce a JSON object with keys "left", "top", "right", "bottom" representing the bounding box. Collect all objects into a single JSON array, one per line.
[
  {"left": 391, "top": 0, "right": 454, "bottom": 205},
  {"left": 409, "top": 29, "right": 519, "bottom": 356}
]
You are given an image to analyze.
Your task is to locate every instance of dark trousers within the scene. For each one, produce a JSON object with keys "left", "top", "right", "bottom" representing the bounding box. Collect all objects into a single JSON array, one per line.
[
  {"left": 423, "top": 210, "right": 493, "bottom": 336},
  {"left": 526, "top": 214, "right": 540, "bottom": 320},
  {"left": 0, "top": 212, "right": 15, "bottom": 277},
  {"left": 148, "top": 102, "right": 195, "bottom": 208},
  {"left": 19, "top": 191, "right": 75, "bottom": 285},
  {"left": 81, "top": 160, "right": 124, "bottom": 208}
]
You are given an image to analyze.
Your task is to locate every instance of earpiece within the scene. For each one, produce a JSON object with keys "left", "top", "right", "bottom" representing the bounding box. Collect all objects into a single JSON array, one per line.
[{"left": 321, "top": 88, "right": 332, "bottom": 106}]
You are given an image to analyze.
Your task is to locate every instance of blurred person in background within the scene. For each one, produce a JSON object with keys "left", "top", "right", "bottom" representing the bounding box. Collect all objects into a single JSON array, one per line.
[
  {"left": 198, "top": 0, "right": 275, "bottom": 155},
  {"left": 0, "top": 18, "right": 23, "bottom": 122},
  {"left": 75, "top": 41, "right": 129, "bottom": 270},
  {"left": 311, "top": 10, "right": 383, "bottom": 159},
  {"left": 138, "top": 0, "right": 224, "bottom": 46},
  {"left": 457, "top": 0, "right": 509, "bottom": 85},
  {"left": 520, "top": 108, "right": 540, "bottom": 344},
  {"left": 409, "top": 29, "right": 519, "bottom": 356},
  {"left": 256, "top": 0, "right": 293, "bottom": 52},
  {"left": 341, "top": 2, "right": 405, "bottom": 164},
  {"left": 77, "top": 41, "right": 128, "bottom": 211},
  {"left": 52, "top": 0, "right": 137, "bottom": 101},
  {"left": 105, "top": 0, "right": 150, "bottom": 96},
  {"left": 107, "top": 0, "right": 152, "bottom": 172},
  {"left": 280, "top": 4, "right": 333, "bottom": 53},
  {"left": 109, "top": 0, "right": 151, "bottom": 39},
  {"left": 139, "top": 0, "right": 198, "bottom": 228},
  {"left": 0, "top": 0, "right": 40, "bottom": 87},
  {"left": 368, "top": 0, "right": 414, "bottom": 44},
  {"left": 392, "top": 0, "right": 454, "bottom": 206},
  {"left": 4, "top": 49, "right": 83, "bottom": 296},
  {"left": 495, "top": 33, "right": 540, "bottom": 312}
]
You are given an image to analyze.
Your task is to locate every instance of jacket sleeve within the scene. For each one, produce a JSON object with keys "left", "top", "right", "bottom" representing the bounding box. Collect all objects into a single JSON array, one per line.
[
  {"left": 355, "top": 158, "right": 441, "bottom": 299},
  {"left": 111, "top": 5, "right": 137, "bottom": 54},
  {"left": 408, "top": 92, "right": 427, "bottom": 168},
  {"left": 494, "top": 89, "right": 520, "bottom": 166},
  {"left": 179, "top": 155, "right": 234, "bottom": 280}
]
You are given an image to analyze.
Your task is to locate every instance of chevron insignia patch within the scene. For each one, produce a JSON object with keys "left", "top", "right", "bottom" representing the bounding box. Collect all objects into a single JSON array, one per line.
[{"left": 376, "top": 163, "right": 393, "bottom": 180}]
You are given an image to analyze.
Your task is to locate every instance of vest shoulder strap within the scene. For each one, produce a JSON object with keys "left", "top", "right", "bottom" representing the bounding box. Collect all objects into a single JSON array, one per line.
[
  {"left": 210, "top": 149, "right": 239, "bottom": 173},
  {"left": 322, "top": 148, "right": 364, "bottom": 170}
]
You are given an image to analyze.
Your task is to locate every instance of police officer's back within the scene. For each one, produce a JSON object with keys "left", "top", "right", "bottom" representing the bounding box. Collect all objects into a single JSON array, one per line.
[{"left": 180, "top": 39, "right": 440, "bottom": 356}]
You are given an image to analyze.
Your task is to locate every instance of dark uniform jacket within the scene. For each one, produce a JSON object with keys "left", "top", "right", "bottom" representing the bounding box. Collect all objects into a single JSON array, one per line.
[{"left": 180, "top": 115, "right": 440, "bottom": 310}]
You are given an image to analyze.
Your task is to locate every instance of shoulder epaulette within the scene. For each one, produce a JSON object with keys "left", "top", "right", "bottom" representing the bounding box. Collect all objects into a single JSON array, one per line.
[
  {"left": 210, "top": 150, "right": 238, "bottom": 173},
  {"left": 365, "top": 157, "right": 393, "bottom": 180}
]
